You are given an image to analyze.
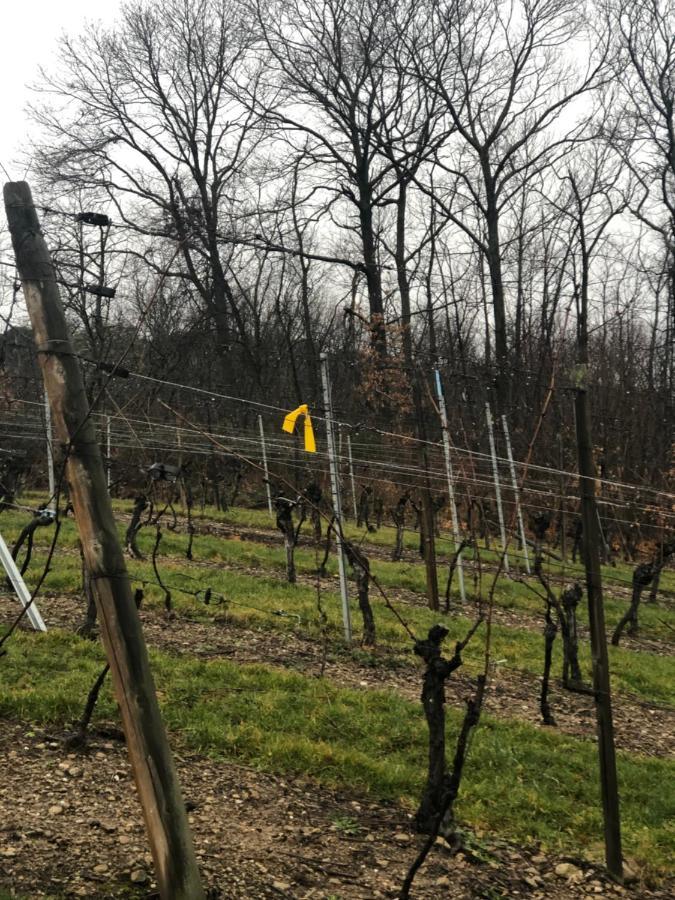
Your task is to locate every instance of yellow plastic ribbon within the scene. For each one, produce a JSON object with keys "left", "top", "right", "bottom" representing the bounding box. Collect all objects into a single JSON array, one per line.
[{"left": 282, "top": 403, "right": 316, "bottom": 453}]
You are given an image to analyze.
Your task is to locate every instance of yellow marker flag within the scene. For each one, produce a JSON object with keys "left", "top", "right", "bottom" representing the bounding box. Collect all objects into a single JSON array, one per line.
[{"left": 282, "top": 404, "right": 316, "bottom": 453}]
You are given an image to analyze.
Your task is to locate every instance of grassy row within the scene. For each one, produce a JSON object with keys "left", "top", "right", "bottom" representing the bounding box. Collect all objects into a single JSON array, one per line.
[
  {"left": 8, "top": 500, "right": 675, "bottom": 643},
  {"left": 0, "top": 629, "right": 673, "bottom": 876},
  {"left": 215, "top": 503, "right": 675, "bottom": 589},
  {"left": 5, "top": 516, "right": 675, "bottom": 707},
  {"left": 14, "top": 493, "right": 675, "bottom": 592}
]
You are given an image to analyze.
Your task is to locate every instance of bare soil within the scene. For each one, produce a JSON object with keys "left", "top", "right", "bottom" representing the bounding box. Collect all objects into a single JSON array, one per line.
[{"left": 0, "top": 721, "right": 672, "bottom": 900}]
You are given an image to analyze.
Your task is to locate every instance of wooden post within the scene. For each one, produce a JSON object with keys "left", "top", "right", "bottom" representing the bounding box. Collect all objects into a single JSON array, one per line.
[
  {"left": 413, "top": 373, "right": 440, "bottom": 610},
  {"left": 573, "top": 242, "right": 623, "bottom": 880},
  {"left": 4, "top": 182, "right": 205, "bottom": 900}
]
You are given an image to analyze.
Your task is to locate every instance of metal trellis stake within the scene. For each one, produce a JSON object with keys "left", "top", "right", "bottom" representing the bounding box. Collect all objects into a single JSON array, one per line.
[
  {"left": 433, "top": 370, "right": 466, "bottom": 603},
  {"left": 44, "top": 385, "right": 55, "bottom": 508},
  {"left": 0, "top": 530, "right": 46, "bottom": 631},
  {"left": 501, "top": 415, "right": 530, "bottom": 574},
  {"left": 320, "top": 352, "right": 352, "bottom": 643},
  {"left": 485, "top": 402, "right": 509, "bottom": 573},
  {"left": 258, "top": 414, "right": 273, "bottom": 518},
  {"left": 106, "top": 415, "right": 111, "bottom": 490},
  {"left": 347, "top": 433, "right": 358, "bottom": 520}
]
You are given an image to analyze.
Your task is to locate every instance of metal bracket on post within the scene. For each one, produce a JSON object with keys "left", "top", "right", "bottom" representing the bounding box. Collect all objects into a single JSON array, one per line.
[
  {"left": 0, "top": 531, "right": 47, "bottom": 631},
  {"left": 347, "top": 434, "right": 358, "bottom": 520},
  {"left": 320, "top": 353, "right": 352, "bottom": 643},
  {"left": 106, "top": 415, "right": 112, "bottom": 490},
  {"left": 485, "top": 402, "right": 509, "bottom": 573},
  {"left": 501, "top": 415, "right": 530, "bottom": 574},
  {"left": 433, "top": 370, "right": 466, "bottom": 603},
  {"left": 258, "top": 415, "right": 273, "bottom": 518},
  {"left": 44, "top": 385, "right": 55, "bottom": 510}
]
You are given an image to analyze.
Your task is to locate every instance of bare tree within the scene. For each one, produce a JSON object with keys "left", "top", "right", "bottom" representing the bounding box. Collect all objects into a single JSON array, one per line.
[
  {"left": 415, "top": 0, "right": 608, "bottom": 409},
  {"left": 32, "top": 0, "right": 262, "bottom": 361},
  {"left": 254, "top": 0, "right": 446, "bottom": 355}
]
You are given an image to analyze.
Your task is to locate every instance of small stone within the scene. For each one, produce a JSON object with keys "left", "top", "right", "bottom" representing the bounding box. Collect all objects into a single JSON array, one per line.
[
  {"left": 622, "top": 860, "right": 639, "bottom": 884},
  {"left": 119, "top": 835, "right": 131, "bottom": 845},
  {"left": 48, "top": 805, "right": 64, "bottom": 816},
  {"left": 273, "top": 881, "right": 292, "bottom": 892},
  {"left": 130, "top": 869, "right": 149, "bottom": 884},
  {"left": 555, "top": 863, "right": 582, "bottom": 879},
  {"left": 435, "top": 875, "right": 451, "bottom": 887},
  {"left": 93, "top": 864, "right": 108, "bottom": 874},
  {"left": 393, "top": 832, "right": 411, "bottom": 844}
]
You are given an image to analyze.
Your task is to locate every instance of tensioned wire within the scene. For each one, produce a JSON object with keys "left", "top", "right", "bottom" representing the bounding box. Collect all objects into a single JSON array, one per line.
[
  {"left": 4, "top": 413, "right": 674, "bottom": 530},
  {"left": 2, "top": 399, "right": 672, "bottom": 517},
  {"left": 4, "top": 427, "right": 670, "bottom": 599},
  {"left": 3, "top": 378, "right": 672, "bottom": 505},
  {"left": 3, "top": 394, "right": 671, "bottom": 521}
]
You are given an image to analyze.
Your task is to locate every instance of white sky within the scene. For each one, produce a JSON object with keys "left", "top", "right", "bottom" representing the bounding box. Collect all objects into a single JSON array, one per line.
[{"left": 0, "top": 2, "right": 122, "bottom": 181}]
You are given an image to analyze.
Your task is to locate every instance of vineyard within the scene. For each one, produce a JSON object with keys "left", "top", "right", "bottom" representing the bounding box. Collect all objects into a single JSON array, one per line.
[
  {"left": 0, "top": 420, "right": 673, "bottom": 898},
  {"left": 1, "top": 0, "right": 675, "bottom": 897}
]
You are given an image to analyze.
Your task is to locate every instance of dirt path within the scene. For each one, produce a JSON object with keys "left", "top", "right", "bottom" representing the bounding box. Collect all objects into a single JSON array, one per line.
[
  {"left": 2, "top": 595, "right": 673, "bottom": 758},
  {"left": 0, "top": 721, "right": 671, "bottom": 899}
]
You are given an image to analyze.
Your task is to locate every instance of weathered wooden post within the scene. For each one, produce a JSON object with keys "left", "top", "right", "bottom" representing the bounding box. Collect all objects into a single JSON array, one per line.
[
  {"left": 573, "top": 250, "right": 623, "bottom": 880},
  {"left": 4, "top": 181, "right": 205, "bottom": 900}
]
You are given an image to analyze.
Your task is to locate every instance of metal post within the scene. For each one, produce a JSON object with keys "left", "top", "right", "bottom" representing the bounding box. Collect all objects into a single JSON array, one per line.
[
  {"left": 320, "top": 352, "right": 352, "bottom": 643},
  {"left": 559, "top": 432, "right": 567, "bottom": 562},
  {"left": 0, "top": 530, "right": 46, "bottom": 631},
  {"left": 347, "top": 434, "right": 358, "bottom": 520},
  {"left": 433, "top": 370, "right": 466, "bottom": 603},
  {"left": 485, "top": 402, "right": 508, "bottom": 573},
  {"left": 106, "top": 415, "right": 112, "bottom": 490},
  {"left": 258, "top": 414, "right": 273, "bottom": 518},
  {"left": 501, "top": 415, "right": 530, "bottom": 574},
  {"left": 44, "top": 385, "right": 55, "bottom": 508}
]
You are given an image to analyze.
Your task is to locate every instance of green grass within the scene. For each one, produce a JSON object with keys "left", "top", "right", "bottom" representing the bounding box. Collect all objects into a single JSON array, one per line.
[
  {"left": 3, "top": 506, "right": 674, "bottom": 707},
  {"left": 10, "top": 496, "right": 675, "bottom": 606},
  {"left": 0, "top": 629, "right": 673, "bottom": 876},
  {"left": 11, "top": 499, "right": 675, "bottom": 643}
]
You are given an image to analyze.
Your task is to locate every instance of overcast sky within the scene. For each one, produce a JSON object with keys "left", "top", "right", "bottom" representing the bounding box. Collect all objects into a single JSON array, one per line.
[{"left": 0, "top": 1, "right": 122, "bottom": 181}]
